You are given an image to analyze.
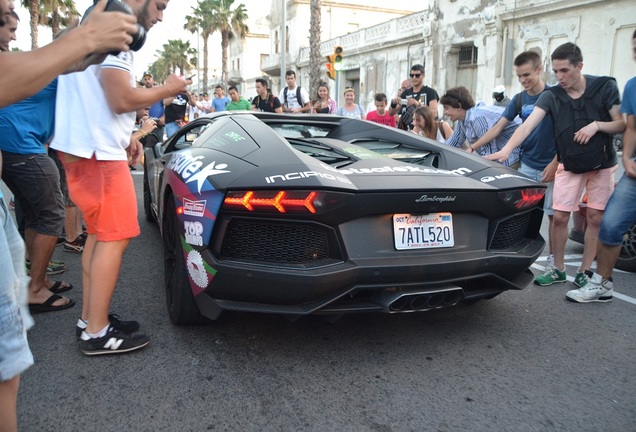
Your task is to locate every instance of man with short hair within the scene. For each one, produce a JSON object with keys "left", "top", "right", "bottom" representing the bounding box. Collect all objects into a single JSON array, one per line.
[
  {"left": 366, "top": 93, "right": 396, "bottom": 127},
  {"left": 441, "top": 86, "right": 521, "bottom": 168},
  {"left": 486, "top": 43, "right": 625, "bottom": 290},
  {"left": 200, "top": 91, "right": 213, "bottom": 113},
  {"left": 164, "top": 89, "right": 197, "bottom": 137},
  {"left": 252, "top": 78, "right": 282, "bottom": 113},
  {"left": 0, "top": 0, "right": 138, "bottom": 424},
  {"left": 279, "top": 70, "right": 310, "bottom": 113},
  {"left": 51, "top": 0, "right": 190, "bottom": 356},
  {"left": 0, "top": 6, "right": 74, "bottom": 313},
  {"left": 226, "top": 86, "right": 251, "bottom": 111},
  {"left": 0, "top": 9, "right": 17, "bottom": 51},
  {"left": 565, "top": 30, "right": 636, "bottom": 303},
  {"left": 477, "top": 50, "right": 558, "bottom": 273},
  {"left": 212, "top": 85, "right": 230, "bottom": 112},
  {"left": 389, "top": 64, "right": 439, "bottom": 130},
  {"left": 142, "top": 71, "right": 165, "bottom": 144}
]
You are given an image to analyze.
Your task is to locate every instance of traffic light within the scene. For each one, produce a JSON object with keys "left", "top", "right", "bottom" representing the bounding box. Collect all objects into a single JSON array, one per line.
[
  {"left": 325, "top": 46, "right": 344, "bottom": 80},
  {"left": 332, "top": 46, "right": 343, "bottom": 71}
]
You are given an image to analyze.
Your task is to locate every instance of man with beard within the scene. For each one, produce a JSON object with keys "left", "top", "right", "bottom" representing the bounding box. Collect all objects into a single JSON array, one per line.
[{"left": 50, "top": 0, "right": 190, "bottom": 356}]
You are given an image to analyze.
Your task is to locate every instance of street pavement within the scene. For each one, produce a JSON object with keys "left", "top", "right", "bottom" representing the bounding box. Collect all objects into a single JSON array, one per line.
[{"left": 13, "top": 172, "right": 636, "bottom": 432}]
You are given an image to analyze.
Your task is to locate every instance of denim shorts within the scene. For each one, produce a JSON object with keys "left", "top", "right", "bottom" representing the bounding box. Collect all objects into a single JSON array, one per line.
[
  {"left": 0, "top": 198, "right": 34, "bottom": 381},
  {"left": 599, "top": 171, "right": 636, "bottom": 246},
  {"left": 49, "top": 149, "right": 75, "bottom": 207},
  {"left": 1, "top": 151, "right": 65, "bottom": 236},
  {"left": 518, "top": 162, "right": 554, "bottom": 216}
]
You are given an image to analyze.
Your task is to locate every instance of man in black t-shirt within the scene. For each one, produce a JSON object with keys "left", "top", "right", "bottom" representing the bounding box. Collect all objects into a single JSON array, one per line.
[
  {"left": 164, "top": 90, "right": 197, "bottom": 137},
  {"left": 251, "top": 78, "right": 282, "bottom": 113},
  {"left": 388, "top": 64, "right": 440, "bottom": 130}
]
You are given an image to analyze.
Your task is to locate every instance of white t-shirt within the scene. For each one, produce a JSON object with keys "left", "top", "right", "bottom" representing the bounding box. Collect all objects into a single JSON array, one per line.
[
  {"left": 278, "top": 86, "right": 310, "bottom": 111},
  {"left": 51, "top": 52, "right": 137, "bottom": 161}
]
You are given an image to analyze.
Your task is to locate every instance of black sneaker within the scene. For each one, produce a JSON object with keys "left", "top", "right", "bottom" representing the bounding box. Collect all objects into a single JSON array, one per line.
[
  {"left": 79, "top": 326, "right": 149, "bottom": 356},
  {"left": 64, "top": 235, "right": 85, "bottom": 253},
  {"left": 75, "top": 314, "right": 140, "bottom": 338}
]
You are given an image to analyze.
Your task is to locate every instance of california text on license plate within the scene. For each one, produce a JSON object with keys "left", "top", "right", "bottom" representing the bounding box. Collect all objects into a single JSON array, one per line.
[{"left": 393, "top": 213, "right": 454, "bottom": 250}]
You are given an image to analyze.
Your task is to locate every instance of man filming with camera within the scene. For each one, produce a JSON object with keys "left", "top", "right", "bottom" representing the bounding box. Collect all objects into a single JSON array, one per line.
[{"left": 50, "top": 0, "right": 190, "bottom": 356}]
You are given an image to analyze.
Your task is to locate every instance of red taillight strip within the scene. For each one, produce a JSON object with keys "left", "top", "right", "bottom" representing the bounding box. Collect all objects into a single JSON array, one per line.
[
  {"left": 517, "top": 188, "right": 545, "bottom": 209},
  {"left": 224, "top": 191, "right": 318, "bottom": 213}
]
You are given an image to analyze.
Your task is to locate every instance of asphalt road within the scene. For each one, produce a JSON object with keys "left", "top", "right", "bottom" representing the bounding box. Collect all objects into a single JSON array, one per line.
[{"left": 15, "top": 172, "right": 636, "bottom": 432}]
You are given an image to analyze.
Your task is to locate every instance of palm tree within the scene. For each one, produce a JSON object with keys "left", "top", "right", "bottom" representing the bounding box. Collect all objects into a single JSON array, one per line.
[
  {"left": 39, "top": 0, "right": 79, "bottom": 38},
  {"left": 185, "top": 1, "right": 213, "bottom": 92},
  {"left": 160, "top": 39, "right": 198, "bottom": 76},
  {"left": 21, "top": 0, "right": 40, "bottom": 49},
  {"left": 148, "top": 56, "right": 171, "bottom": 84},
  {"left": 309, "top": 0, "right": 322, "bottom": 99},
  {"left": 205, "top": 0, "right": 249, "bottom": 87}
]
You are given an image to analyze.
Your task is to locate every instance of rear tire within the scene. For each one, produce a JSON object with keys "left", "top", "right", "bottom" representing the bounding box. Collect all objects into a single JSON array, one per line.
[
  {"left": 163, "top": 195, "right": 206, "bottom": 325},
  {"left": 616, "top": 223, "right": 636, "bottom": 273}
]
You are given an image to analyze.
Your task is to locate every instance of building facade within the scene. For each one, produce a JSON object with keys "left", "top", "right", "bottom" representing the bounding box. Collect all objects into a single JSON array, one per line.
[{"left": 248, "top": 0, "right": 634, "bottom": 111}]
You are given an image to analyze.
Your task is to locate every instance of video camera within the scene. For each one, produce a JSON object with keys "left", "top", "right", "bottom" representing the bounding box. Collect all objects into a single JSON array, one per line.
[{"left": 82, "top": 0, "right": 146, "bottom": 55}]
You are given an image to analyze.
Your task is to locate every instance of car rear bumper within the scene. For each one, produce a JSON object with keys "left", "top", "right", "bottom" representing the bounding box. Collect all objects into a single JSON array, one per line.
[{"left": 194, "top": 238, "right": 543, "bottom": 317}]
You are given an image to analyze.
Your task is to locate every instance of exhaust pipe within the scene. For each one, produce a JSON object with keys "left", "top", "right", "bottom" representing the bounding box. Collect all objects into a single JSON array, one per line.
[{"left": 387, "top": 287, "right": 464, "bottom": 312}]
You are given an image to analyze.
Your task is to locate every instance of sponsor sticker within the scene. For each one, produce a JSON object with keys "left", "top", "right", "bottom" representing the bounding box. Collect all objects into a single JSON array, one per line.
[
  {"left": 184, "top": 221, "right": 204, "bottom": 246},
  {"left": 186, "top": 250, "right": 208, "bottom": 289},
  {"left": 167, "top": 151, "right": 230, "bottom": 193},
  {"left": 481, "top": 173, "right": 530, "bottom": 183},
  {"left": 183, "top": 198, "right": 206, "bottom": 217}
]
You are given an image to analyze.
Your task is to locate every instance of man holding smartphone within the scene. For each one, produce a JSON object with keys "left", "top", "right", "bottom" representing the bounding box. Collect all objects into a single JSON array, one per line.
[
  {"left": 50, "top": 0, "right": 191, "bottom": 356},
  {"left": 388, "top": 64, "right": 440, "bottom": 130}
]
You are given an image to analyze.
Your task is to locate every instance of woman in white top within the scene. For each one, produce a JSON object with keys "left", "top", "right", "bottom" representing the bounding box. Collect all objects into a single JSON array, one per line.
[
  {"left": 335, "top": 88, "right": 365, "bottom": 119},
  {"left": 412, "top": 105, "right": 453, "bottom": 144}
]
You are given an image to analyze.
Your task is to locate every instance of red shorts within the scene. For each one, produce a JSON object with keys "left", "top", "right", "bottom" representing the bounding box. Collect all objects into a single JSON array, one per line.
[{"left": 59, "top": 153, "right": 140, "bottom": 242}]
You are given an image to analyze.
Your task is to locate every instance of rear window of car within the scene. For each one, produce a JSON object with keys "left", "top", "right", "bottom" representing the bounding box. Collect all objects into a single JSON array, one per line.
[
  {"left": 195, "top": 120, "right": 260, "bottom": 158},
  {"left": 267, "top": 123, "right": 333, "bottom": 139}
]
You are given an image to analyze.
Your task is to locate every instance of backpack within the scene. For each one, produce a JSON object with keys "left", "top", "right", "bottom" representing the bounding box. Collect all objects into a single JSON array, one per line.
[
  {"left": 548, "top": 76, "right": 616, "bottom": 173},
  {"left": 283, "top": 86, "right": 303, "bottom": 107},
  {"left": 254, "top": 93, "right": 275, "bottom": 112}
]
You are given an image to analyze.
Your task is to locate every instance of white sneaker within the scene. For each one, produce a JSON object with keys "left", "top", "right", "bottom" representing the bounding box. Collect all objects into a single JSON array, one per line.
[
  {"left": 545, "top": 255, "right": 554, "bottom": 268},
  {"left": 566, "top": 275, "right": 613, "bottom": 303}
]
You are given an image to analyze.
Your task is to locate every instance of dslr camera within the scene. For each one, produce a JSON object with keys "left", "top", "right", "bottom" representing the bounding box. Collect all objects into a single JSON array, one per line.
[{"left": 82, "top": 0, "right": 146, "bottom": 55}]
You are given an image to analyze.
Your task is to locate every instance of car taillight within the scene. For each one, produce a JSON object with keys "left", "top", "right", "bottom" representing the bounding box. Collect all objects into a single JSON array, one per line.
[
  {"left": 223, "top": 190, "right": 354, "bottom": 214},
  {"left": 497, "top": 188, "right": 545, "bottom": 209}
]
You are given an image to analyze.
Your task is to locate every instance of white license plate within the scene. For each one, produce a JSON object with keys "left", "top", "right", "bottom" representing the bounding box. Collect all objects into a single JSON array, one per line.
[{"left": 393, "top": 213, "right": 454, "bottom": 250}]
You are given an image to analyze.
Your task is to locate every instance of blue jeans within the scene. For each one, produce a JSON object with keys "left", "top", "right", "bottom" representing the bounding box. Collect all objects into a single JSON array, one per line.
[
  {"left": 518, "top": 162, "right": 554, "bottom": 216},
  {"left": 599, "top": 170, "right": 636, "bottom": 245},
  {"left": 0, "top": 197, "right": 34, "bottom": 381},
  {"left": 165, "top": 122, "right": 180, "bottom": 139}
]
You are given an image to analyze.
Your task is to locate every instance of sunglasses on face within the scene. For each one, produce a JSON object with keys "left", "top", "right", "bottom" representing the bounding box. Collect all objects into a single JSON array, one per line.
[{"left": 410, "top": 73, "right": 422, "bottom": 78}]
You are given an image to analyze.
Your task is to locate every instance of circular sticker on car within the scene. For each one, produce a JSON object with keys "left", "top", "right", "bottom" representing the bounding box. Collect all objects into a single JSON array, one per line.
[{"left": 186, "top": 250, "right": 208, "bottom": 289}]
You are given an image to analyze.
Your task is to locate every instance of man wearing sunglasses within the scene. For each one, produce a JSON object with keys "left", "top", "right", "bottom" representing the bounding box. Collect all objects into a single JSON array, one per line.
[{"left": 389, "top": 64, "right": 439, "bottom": 130}]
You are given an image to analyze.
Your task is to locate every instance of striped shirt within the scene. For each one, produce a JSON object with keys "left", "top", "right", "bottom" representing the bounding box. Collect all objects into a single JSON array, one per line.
[{"left": 445, "top": 102, "right": 521, "bottom": 167}]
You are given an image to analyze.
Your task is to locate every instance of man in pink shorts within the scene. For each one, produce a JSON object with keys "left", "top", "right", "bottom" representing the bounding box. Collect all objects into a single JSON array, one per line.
[{"left": 485, "top": 42, "right": 625, "bottom": 289}]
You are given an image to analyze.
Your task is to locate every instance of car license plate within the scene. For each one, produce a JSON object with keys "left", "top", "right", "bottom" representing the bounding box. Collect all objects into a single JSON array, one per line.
[{"left": 393, "top": 213, "right": 454, "bottom": 250}]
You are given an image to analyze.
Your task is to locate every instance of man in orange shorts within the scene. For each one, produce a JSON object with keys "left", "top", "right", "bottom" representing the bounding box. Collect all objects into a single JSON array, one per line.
[{"left": 51, "top": 0, "right": 190, "bottom": 356}]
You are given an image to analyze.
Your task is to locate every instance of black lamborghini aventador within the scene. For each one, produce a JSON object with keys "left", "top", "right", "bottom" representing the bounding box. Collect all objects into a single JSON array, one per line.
[{"left": 143, "top": 112, "right": 546, "bottom": 324}]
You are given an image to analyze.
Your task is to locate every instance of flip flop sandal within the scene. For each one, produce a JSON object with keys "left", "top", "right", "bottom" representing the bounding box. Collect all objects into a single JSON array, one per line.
[
  {"left": 48, "top": 280, "right": 73, "bottom": 294},
  {"left": 29, "top": 294, "right": 76, "bottom": 314}
]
